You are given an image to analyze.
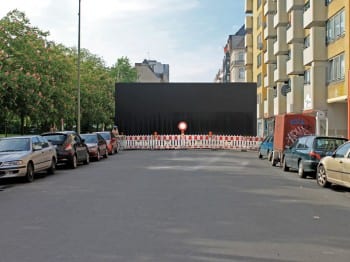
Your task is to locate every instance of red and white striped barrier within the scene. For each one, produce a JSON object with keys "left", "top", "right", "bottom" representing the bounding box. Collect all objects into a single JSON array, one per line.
[{"left": 122, "top": 135, "right": 263, "bottom": 151}]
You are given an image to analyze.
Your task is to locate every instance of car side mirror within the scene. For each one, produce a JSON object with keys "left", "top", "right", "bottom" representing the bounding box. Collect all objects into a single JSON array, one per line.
[{"left": 81, "top": 139, "right": 85, "bottom": 143}]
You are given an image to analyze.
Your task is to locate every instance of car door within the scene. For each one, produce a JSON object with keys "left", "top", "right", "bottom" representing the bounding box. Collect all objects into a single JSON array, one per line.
[
  {"left": 31, "top": 136, "right": 45, "bottom": 171},
  {"left": 38, "top": 136, "right": 54, "bottom": 168},
  {"left": 292, "top": 137, "right": 310, "bottom": 169},
  {"left": 97, "top": 134, "right": 107, "bottom": 154},
  {"left": 341, "top": 149, "right": 350, "bottom": 187},
  {"left": 73, "top": 134, "right": 85, "bottom": 161},
  {"left": 327, "top": 143, "right": 350, "bottom": 183}
]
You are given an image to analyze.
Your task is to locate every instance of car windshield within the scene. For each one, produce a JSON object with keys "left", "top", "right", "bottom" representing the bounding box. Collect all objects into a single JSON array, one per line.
[
  {"left": 42, "top": 134, "right": 67, "bottom": 145},
  {"left": 0, "top": 138, "right": 31, "bottom": 152},
  {"left": 99, "top": 133, "right": 111, "bottom": 140},
  {"left": 81, "top": 134, "right": 97, "bottom": 143},
  {"left": 315, "top": 138, "right": 347, "bottom": 151}
]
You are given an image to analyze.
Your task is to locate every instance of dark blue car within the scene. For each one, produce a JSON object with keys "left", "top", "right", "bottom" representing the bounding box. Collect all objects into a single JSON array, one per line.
[{"left": 258, "top": 135, "right": 274, "bottom": 161}]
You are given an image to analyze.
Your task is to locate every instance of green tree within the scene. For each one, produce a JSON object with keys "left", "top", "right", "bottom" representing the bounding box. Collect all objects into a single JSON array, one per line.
[
  {"left": 0, "top": 10, "right": 75, "bottom": 134},
  {"left": 110, "top": 56, "right": 137, "bottom": 83}
]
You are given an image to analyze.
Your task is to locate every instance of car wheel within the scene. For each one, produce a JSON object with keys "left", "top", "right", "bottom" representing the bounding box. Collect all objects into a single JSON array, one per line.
[
  {"left": 25, "top": 163, "right": 34, "bottom": 183},
  {"left": 317, "top": 165, "right": 331, "bottom": 188},
  {"left": 71, "top": 154, "right": 78, "bottom": 169},
  {"left": 96, "top": 150, "right": 100, "bottom": 161},
  {"left": 271, "top": 152, "right": 277, "bottom": 166},
  {"left": 282, "top": 156, "right": 289, "bottom": 172},
  {"left": 83, "top": 150, "right": 90, "bottom": 165},
  {"left": 47, "top": 157, "right": 56, "bottom": 175},
  {"left": 258, "top": 150, "right": 262, "bottom": 159},
  {"left": 104, "top": 148, "right": 108, "bottom": 158},
  {"left": 298, "top": 160, "right": 306, "bottom": 178},
  {"left": 267, "top": 151, "right": 272, "bottom": 162}
]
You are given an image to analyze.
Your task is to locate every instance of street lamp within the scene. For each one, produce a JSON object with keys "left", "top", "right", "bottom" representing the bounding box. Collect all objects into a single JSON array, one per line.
[{"left": 77, "top": 0, "right": 81, "bottom": 134}]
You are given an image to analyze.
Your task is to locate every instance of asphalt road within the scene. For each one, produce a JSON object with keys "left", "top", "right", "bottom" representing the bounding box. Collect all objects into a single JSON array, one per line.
[{"left": 1, "top": 150, "right": 350, "bottom": 262}]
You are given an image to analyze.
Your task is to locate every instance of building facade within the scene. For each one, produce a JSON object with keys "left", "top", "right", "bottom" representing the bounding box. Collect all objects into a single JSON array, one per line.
[
  {"left": 245, "top": 0, "right": 350, "bottom": 138},
  {"left": 135, "top": 59, "right": 170, "bottom": 83},
  {"left": 216, "top": 26, "right": 246, "bottom": 83}
]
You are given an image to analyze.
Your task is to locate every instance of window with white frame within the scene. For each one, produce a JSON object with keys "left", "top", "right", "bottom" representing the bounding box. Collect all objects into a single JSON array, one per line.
[
  {"left": 328, "top": 53, "right": 345, "bottom": 83},
  {"left": 326, "top": 9, "right": 345, "bottom": 43},
  {"left": 239, "top": 68, "right": 245, "bottom": 80},
  {"left": 257, "top": 73, "right": 262, "bottom": 87}
]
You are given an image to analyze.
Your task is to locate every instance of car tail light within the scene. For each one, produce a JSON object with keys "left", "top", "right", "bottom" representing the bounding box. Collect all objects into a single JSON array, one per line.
[{"left": 309, "top": 151, "right": 321, "bottom": 160}]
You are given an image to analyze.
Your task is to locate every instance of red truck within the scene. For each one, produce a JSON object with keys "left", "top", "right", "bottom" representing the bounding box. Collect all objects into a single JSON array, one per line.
[{"left": 271, "top": 114, "right": 316, "bottom": 166}]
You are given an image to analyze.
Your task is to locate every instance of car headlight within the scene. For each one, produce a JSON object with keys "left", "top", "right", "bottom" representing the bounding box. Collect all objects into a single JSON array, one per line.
[{"left": 2, "top": 160, "right": 24, "bottom": 166}]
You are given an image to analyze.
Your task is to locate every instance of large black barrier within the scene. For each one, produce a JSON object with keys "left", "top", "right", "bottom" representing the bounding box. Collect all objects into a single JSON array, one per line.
[{"left": 115, "top": 83, "right": 257, "bottom": 136}]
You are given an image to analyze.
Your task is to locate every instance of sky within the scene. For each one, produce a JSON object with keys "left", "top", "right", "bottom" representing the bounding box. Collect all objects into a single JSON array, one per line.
[{"left": 0, "top": 0, "right": 245, "bottom": 82}]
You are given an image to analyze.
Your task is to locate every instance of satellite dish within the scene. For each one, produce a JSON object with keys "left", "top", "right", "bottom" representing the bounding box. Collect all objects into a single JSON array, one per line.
[{"left": 281, "top": 84, "right": 291, "bottom": 96}]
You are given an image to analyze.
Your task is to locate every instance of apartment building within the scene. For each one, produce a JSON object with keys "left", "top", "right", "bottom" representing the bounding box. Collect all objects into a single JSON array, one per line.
[
  {"left": 135, "top": 59, "right": 170, "bottom": 83},
  {"left": 245, "top": 0, "right": 350, "bottom": 138},
  {"left": 217, "top": 26, "right": 246, "bottom": 83}
]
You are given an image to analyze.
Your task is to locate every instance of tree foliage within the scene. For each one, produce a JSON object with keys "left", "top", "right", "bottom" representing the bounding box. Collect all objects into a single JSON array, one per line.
[{"left": 0, "top": 10, "right": 137, "bottom": 134}]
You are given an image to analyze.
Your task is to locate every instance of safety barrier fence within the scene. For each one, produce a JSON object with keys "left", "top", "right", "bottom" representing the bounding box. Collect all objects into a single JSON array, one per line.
[{"left": 119, "top": 135, "right": 263, "bottom": 151}]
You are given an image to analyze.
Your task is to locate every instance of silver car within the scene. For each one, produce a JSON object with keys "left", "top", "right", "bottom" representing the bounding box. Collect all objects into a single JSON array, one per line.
[{"left": 0, "top": 135, "right": 57, "bottom": 182}]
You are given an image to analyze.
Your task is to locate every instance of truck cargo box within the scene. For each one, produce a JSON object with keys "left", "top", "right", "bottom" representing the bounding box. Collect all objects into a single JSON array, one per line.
[{"left": 273, "top": 114, "right": 316, "bottom": 152}]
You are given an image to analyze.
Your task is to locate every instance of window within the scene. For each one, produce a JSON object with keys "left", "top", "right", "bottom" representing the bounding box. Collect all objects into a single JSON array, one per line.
[
  {"left": 239, "top": 68, "right": 245, "bottom": 80},
  {"left": 304, "top": 69, "right": 311, "bottom": 85},
  {"left": 257, "top": 0, "right": 262, "bottom": 9},
  {"left": 257, "top": 33, "right": 263, "bottom": 50},
  {"left": 328, "top": 53, "right": 345, "bottom": 83},
  {"left": 326, "top": 9, "right": 345, "bottom": 43},
  {"left": 304, "top": 35, "right": 310, "bottom": 49},
  {"left": 257, "top": 73, "right": 262, "bottom": 87},
  {"left": 257, "top": 13, "right": 262, "bottom": 28},
  {"left": 257, "top": 53, "right": 262, "bottom": 68}
]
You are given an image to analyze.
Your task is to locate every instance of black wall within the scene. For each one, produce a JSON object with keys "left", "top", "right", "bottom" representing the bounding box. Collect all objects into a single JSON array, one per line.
[{"left": 115, "top": 83, "right": 257, "bottom": 135}]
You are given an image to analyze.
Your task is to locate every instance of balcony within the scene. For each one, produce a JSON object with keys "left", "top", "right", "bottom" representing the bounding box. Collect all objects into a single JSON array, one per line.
[
  {"left": 274, "top": 55, "right": 289, "bottom": 82},
  {"left": 264, "top": 0, "right": 277, "bottom": 16},
  {"left": 264, "top": 88, "right": 275, "bottom": 118},
  {"left": 286, "top": 76, "right": 303, "bottom": 113},
  {"left": 245, "top": 16, "right": 253, "bottom": 32},
  {"left": 303, "top": 0, "right": 326, "bottom": 29},
  {"left": 264, "top": 15, "right": 277, "bottom": 39},
  {"left": 274, "top": 27, "right": 288, "bottom": 55},
  {"left": 303, "top": 27, "right": 326, "bottom": 65},
  {"left": 286, "top": 43, "right": 304, "bottom": 75},
  {"left": 264, "top": 39, "right": 277, "bottom": 64},
  {"left": 303, "top": 64, "right": 327, "bottom": 110},
  {"left": 245, "top": 33, "right": 253, "bottom": 48},
  {"left": 264, "top": 64, "right": 276, "bottom": 87},
  {"left": 257, "top": 101, "right": 264, "bottom": 119},
  {"left": 245, "top": 0, "right": 253, "bottom": 14},
  {"left": 274, "top": 1, "right": 288, "bottom": 28},
  {"left": 286, "top": 10, "right": 304, "bottom": 43},
  {"left": 286, "top": 0, "right": 305, "bottom": 13}
]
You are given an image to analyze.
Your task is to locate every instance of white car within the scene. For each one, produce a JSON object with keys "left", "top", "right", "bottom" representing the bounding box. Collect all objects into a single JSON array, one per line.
[
  {"left": 317, "top": 141, "right": 350, "bottom": 189},
  {"left": 0, "top": 135, "right": 57, "bottom": 182}
]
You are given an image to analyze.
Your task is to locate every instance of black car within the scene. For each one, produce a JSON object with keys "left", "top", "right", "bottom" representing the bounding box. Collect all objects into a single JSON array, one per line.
[
  {"left": 282, "top": 135, "right": 347, "bottom": 178},
  {"left": 41, "top": 131, "right": 90, "bottom": 168}
]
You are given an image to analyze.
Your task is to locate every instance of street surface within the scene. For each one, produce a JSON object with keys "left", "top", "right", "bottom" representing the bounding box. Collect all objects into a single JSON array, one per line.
[{"left": 1, "top": 150, "right": 350, "bottom": 262}]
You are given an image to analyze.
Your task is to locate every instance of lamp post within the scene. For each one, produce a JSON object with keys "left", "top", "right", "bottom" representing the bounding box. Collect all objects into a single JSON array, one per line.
[{"left": 77, "top": 0, "right": 81, "bottom": 134}]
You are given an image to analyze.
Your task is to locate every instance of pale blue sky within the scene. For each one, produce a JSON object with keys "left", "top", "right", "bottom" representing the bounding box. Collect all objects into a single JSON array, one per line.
[{"left": 0, "top": 0, "right": 245, "bottom": 82}]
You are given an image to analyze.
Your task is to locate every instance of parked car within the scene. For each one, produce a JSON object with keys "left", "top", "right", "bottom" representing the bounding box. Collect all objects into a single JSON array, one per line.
[
  {"left": 96, "top": 131, "right": 120, "bottom": 155},
  {"left": 80, "top": 133, "right": 108, "bottom": 161},
  {"left": 258, "top": 135, "right": 273, "bottom": 161},
  {"left": 0, "top": 135, "right": 57, "bottom": 182},
  {"left": 282, "top": 135, "right": 348, "bottom": 178},
  {"left": 316, "top": 141, "right": 350, "bottom": 189},
  {"left": 41, "top": 131, "right": 90, "bottom": 168}
]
